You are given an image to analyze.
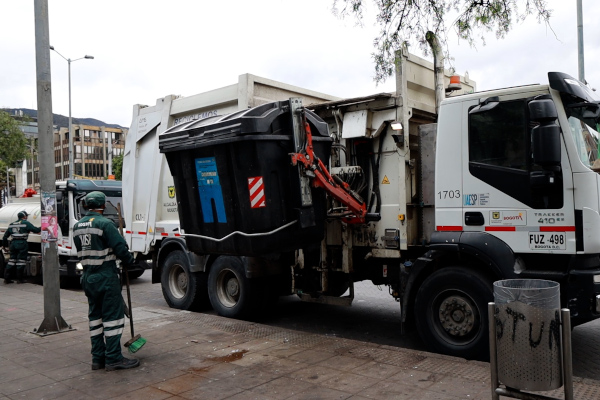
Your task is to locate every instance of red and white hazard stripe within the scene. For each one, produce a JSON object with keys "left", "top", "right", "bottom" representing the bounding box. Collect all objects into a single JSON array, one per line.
[{"left": 248, "top": 176, "right": 266, "bottom": 208}]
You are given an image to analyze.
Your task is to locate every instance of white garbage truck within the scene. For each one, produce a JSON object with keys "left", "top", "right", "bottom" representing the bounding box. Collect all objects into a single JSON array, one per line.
[
  {"left": 0, "top": 179, "right": 147, "bottom": 281},
  {"left": 124, "top": 54, "right": 600, "bottom": 359}
]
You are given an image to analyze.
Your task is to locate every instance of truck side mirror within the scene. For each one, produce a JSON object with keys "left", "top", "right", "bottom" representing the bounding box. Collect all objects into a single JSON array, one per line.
[{"left": 529, "top": 98, "right": 561, "bottom": 168}]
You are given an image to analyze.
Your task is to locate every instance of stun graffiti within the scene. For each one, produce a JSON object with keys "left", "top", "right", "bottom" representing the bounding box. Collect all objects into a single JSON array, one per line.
[{"left": 495, "top": 307, "right": 561, "bottom": 350}]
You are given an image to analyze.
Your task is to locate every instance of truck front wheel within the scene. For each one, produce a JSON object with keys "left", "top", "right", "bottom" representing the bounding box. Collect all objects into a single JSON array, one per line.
[
  {"left": 161, "top": 250, "right": 208, "bottom": 310},
  {"left": 208, "top": 256, "right": 263, "bottom": 319},
  {"left": 414, "top": 267, "right": 493, "bottom": 360}
]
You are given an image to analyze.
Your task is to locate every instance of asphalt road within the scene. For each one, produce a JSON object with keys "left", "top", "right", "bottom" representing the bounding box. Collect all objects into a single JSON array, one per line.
[{"left": 102, "top": 270, "right": 600, "bottom": 381}]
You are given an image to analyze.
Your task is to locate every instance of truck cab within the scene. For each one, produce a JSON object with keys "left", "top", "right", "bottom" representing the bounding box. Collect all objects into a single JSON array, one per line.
[{"left": 433, "top": 72, "right": 600, "bottom": 328}]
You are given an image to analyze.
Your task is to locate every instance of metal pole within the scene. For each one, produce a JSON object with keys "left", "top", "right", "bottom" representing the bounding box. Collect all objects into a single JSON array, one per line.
[
  {"left": 59, "top": 130, "right": 64, "bottom": 179},
  {"left": 101, "top": 127, "right": 107, "bottom": 178},
  {"left": 577, "top": 0, "right": 585, "bottom": 82},
  {"left": 561, "top": 309, "right": 574, "bottom": 400},
  {"left": 108, "top": 131, "right": 113, "bottom": 176},
  {"left": 81, "top": 126, "right": 86, "bottom": 178},
  {"left": 30, "top": 138, "right": 34, "bottom": 187},
  {"left": 33, "top": 0, "right": 71, "bottom": 335},
  {"left": 68, "top": 59, "right": 73, "bottom": 179},
  {"left": 488, "top": 303, "right": 500, "bottom": 400},
  {"left": 50, "top": 48, "right": 93, "bottom": 179},
  {"left": 5, "top": 167, "right": 9, "bottom": 201}
]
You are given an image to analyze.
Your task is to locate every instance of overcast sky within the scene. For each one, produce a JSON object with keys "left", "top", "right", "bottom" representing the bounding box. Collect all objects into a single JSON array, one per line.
[{"left": 1, "top": 1, "right": 599, "bottom": 128}]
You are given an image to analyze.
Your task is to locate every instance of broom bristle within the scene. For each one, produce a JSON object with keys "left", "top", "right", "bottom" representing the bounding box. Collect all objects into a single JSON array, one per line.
[{"left": 128, "top": 336, "right": 147, "bottom": 353}]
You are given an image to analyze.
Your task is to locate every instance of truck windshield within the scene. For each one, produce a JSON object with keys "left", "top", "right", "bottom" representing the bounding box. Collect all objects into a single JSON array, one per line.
[
  {"left": 566, "top": 116, "right": 599, "bottom": 168},
  {"left": 550, "top": 72, "right": 600, "bottom": 168}
]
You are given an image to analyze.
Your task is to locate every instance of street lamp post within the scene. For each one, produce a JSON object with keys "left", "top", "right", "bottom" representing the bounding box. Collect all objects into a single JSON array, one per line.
[{"left": 49, "top": 46, "right": 93, "bottom": 179}]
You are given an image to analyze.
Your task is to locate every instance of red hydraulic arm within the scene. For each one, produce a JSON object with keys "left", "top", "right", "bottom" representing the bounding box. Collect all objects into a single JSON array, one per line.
[{"left": 290, "top": 116, "right": 367, "bottom": 224}]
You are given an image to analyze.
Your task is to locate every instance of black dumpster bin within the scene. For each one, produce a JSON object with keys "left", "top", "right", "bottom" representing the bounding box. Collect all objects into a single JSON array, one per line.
[{"left": 159, "top": 99, "right": 332, "bottom": 256}]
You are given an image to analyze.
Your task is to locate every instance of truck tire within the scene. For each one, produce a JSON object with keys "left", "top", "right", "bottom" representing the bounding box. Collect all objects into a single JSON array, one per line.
[
  {"left": 414, "top": 267, "right": 493, "bottom": 360},
  {"left": 161, "top": 250, "right": 209, "bottom": 310},
  {"left": 208, "top": 256, "right": 264, "bottom": 319},
  {"left": 0, "top": 253, "right": 5, "bottom": 280}
]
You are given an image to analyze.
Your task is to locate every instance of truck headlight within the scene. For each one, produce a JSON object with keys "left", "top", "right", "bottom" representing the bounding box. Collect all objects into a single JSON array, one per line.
[{"left": 76, "top": 262, "right": 83, "bottom": 271}]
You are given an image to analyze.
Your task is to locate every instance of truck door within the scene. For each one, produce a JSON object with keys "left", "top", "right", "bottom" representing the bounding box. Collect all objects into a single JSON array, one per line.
[{"left": 461, "top": 92, "right": 576, "bottom": 254}]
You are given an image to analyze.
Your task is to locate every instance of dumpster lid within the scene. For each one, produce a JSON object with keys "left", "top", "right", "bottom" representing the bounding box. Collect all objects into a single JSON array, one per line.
[{"left": 159, "top": 99, "right": 330, "bottom": 153}]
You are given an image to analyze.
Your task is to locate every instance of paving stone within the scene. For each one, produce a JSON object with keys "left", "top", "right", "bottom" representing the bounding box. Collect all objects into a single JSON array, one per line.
[
  {"left": 150, "top": 372, "right": 207, "bottom": 395},
  {"left": 247, "top": 375, "right": 316, "bottom": 399},
  {"left": 320, "top": 372, "right": 380, "bottom": 394},
  {"left": 103, "top": 386, "right": 174, "bottom": 400},
  {"left": 315, "top": 354, "right": 371, "bottom": 372},
  {"left": 357, "top": 380, "right": 425, "bottom": 399},
  {"left": 293, "top": 364, "right": 346, "bottom": 385},
  {"left": 0, "top": 373, "right": 55, "bottom": 396},
  {"left": 178, "top": 377, "right": 244, "bottom": 399},
  {"left": 350, "top": 361, "right": 405, "bottom": 380}
]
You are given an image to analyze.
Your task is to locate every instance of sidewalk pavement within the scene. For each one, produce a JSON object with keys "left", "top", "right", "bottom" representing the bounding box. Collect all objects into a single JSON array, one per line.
[{"left": 1, "top": 283, "right": 600, "bottom": 400}]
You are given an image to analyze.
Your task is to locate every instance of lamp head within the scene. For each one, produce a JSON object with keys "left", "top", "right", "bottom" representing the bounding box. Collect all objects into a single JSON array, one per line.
[{"left": 391, "top": 121, "right": 403, "bottom": 131}]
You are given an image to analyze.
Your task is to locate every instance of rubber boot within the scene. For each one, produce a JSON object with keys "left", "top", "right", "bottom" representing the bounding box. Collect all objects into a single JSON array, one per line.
[
  {"left": 4, "top": 269, "right": 13, "bottom": 284},
  {"left": 16, "top": 269, "right": 24, "bottom": 284}
]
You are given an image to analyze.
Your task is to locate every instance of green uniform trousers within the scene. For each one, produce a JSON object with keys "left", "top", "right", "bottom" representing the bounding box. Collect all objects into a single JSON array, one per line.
[
  {"left": 7, "top": 240, "right": 28, "bottom": 271},
  {"left": 81, "top": 266, "right": 125, "bottom": 365}
]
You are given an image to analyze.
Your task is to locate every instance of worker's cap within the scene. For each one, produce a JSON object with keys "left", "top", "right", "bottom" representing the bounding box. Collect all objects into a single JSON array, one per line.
[
  {"left": 18, "top": 211, "right": 28, "bottom": 219},
  {"left": 84, "top": 191, "right": 106, "bottom": 208}
]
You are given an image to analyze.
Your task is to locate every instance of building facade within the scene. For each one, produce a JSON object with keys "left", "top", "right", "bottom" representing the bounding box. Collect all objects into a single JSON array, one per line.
[
  {"left": 55, "top": 124, "right": 127, "bottom": 180},
  {"left": 4, "top": 110, "right": 127, "bottom": 197}
]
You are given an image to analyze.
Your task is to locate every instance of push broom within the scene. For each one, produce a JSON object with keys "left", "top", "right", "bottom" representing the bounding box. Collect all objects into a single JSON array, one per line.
[{"left": 117, "top": 203, "right": 147, "bottom": 353}]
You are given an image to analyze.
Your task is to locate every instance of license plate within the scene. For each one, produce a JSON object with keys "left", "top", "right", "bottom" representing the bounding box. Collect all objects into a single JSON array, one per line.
[{"left": 529, "top": 232, "right": 566, "bottom": 250}]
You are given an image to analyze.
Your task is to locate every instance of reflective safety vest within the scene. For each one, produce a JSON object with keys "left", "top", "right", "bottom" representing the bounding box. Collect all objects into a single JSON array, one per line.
[
  {"left": 73, "top": 211, "right": 134, "bottom": 272},
  {"left": 2, "top": 218, "right": 41, "bottom": 246}
]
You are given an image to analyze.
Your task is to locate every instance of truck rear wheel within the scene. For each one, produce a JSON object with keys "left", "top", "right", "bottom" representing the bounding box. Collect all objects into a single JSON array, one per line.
[
  {"left": 208, "top": 256, "right": 264, "bottom": 319},
  {"left": 414, "top": 267, "right": 493, "bottom": 360},
  {"left": 161, "top": 250, "right": 209, "bottom": 310}
]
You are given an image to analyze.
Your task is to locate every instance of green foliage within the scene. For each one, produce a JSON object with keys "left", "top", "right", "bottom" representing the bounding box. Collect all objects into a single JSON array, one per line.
[
  {"left": 112, "top": 153, "right": 124, "bottom": 180},
  {"left": 333, "top": 0, "right": 552, "bottom": 82},
  {"left": 0, "top": 110, "right": 28, "bottom": 172}
]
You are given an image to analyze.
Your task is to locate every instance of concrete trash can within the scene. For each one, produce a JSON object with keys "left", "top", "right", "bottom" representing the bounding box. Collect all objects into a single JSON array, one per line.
[{"left": 493, "top": 279, "right": 562, "bottom": 391}]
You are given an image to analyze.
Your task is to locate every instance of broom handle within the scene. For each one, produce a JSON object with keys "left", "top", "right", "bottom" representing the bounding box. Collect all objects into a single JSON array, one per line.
[
  {"left": 117, "top": 203, "right": 135, "bottom": 338},
  {"left": 125, "top": 261, "right": 135, "bottom": 338}
]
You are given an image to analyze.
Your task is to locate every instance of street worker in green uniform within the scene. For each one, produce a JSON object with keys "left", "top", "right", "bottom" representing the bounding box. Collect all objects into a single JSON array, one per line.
[
  {"left": 73, "top": 191, "right": 140, "bottom": 371},
  {"left": 2, "top": 211, "right": 41, "bottom": 284}
]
